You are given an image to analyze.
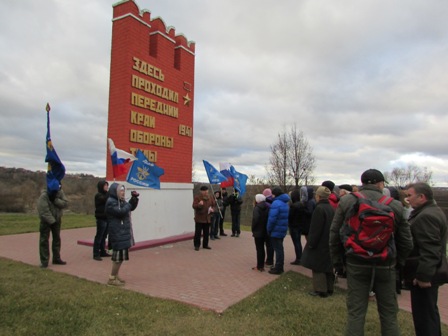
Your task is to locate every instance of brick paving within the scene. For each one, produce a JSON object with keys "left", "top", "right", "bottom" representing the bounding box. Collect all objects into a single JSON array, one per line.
[{"left": 0, "top": 227, "right": 446, "bottom": 322}]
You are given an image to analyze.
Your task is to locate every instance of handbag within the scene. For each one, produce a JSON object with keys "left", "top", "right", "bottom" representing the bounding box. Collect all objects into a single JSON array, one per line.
[{"left": 403, "top": 255, "right": 448, "bottom": 286}]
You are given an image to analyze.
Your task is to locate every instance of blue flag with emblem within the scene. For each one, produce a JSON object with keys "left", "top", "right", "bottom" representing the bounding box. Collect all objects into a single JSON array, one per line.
[
  {"left": 45, "top": 103, "right": 65, "bottom": 193},
  {"left": 229, "top": 165, "right": 248, "bottom": 196},
  {"left": 126, "top": 150, "right": 164, "bottom": 189},
  {"left": 203, "top": 160, "right": 228, "bottom": 184}
]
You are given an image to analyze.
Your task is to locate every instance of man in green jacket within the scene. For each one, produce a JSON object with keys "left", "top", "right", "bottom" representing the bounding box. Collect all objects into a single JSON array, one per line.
[
  {"left": 404, "top": 182, "right": 447, "bottom": 336},
  {"left": 330, "top": 169, "right": 413, "bottom": 336},
  {"left": 37, "top": 185, "right": 68, "bottom": 268}
]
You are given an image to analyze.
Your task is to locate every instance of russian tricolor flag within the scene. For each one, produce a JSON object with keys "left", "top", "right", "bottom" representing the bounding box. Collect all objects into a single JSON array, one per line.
[
  {"left": 219, "top": 162, "right": 234, "bottom": 188},
  {"left": 108, "top": 138, "right": 136, "bottom": 178}
]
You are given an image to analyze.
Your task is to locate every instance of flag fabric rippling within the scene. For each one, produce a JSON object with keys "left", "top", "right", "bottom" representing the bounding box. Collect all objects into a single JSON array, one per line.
[
  {"left": 219, "top": 162, "right": 234, "bottom": 188},
  {"left": 108, "top": 138, "right": 136, "bottom": 178},
  {"left": 230, "top": 165, "right": 248, "bottom": 196},
  {"left": 126, "top": 149, "right": 164, "bottom": 189},
  {"left": 45, "top": 103, "right": 65, "bottom": 192},
  {"left": 203, "top": 160, "right": 227, "bottom": 184}
]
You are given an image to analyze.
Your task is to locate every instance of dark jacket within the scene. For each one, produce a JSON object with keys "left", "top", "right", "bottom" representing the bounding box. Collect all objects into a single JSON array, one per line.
[
  {"left": 192, "top": 193, "right": 216, "bottom": 224},
  {"left": 106, "top": 183, "right": 138, "bottom": 250},
  {"left": 301, "top": 199, "right": 335, "bottom": 273},
  {"left": 37, "top": 189, "right": 68, "bottom": 225},
  {"left": 405, "top": 200, "right": 447, "bottom": 283},
  {"left": 265, "top": 195, "right": 274, "bottom": 208},
  {"left": 94, "top": 180, "right": 109, "bottom": 219},
  {"left": 267, "top": 193, "right": 290, "bottom": 238},
  {"left": 252, "top": 201, "right": 269, "bottom": 238},
  {"left": 225, "top": 193, "right": 243, "bottom": 213},
  {"left": 329, "top": 184, "right": 413, "bottom": 267},
  {"left": 302, "top": 187, "right": 316, "bottom": 235},
  {"left": 288, "top": 187, "right": 309, "bottom": 230}
]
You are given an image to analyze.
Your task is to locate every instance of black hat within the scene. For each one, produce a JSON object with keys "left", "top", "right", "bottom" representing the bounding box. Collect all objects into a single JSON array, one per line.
[
  {"left": 321, "top": 180, "right": 335, "bottom": 192},
  {"left": 338, "top": 184, "right": 353, "bottom": 192},
  {"left": 200, "top": 185, "right": 209, "bottom": 191},
  {"left": 361, "top": 169, "right": 387, "bottom": 184},
  {"left": 272, "top": 187, "right": 283, "bottom": 197}
]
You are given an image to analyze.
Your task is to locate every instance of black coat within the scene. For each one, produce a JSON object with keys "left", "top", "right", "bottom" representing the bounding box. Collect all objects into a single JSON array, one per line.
[
  {"left": 252, "top": 201, "right": 269, "bottom": 238},
  {"left": 301, "top": 199, "right": 335, "bottom": 273},
  {"left": 288, "top": 201, "right": 307, "bottom": 229},
  {"left": 226, "top": 194, "right": 243, "bottom": 213},
  {"left": 94, "top": 180, "right": 109, "bottom": 219},
  {"left": 106, "top": 183, "right": 138, "bottom": 250},
  {"left": 405, "top": 200, "right": 447, "bottom": 283}
]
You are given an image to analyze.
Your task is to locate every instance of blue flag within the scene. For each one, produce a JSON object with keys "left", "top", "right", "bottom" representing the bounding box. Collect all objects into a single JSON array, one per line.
[
  {"left": 127, "top": 150, "right": 164, "bottom": 189},
  {"left": 230, "top": 165, "right": 248, "bottom": 196},
  {"left": 203, "top": 160, "right": 227, "bottom": 184},
  {"left": 45, "top": 103, "right": 65, "bottom": 193}
]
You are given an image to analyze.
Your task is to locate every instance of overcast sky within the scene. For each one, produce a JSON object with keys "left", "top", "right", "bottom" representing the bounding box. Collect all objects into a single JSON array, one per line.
[{"left": 1, "top": 0, "right": 448, "bottom": 186}]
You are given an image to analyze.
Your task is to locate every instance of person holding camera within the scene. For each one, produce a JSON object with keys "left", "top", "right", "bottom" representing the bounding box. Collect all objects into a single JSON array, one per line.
[{"left": 105, "top": 183, "right": 139, "bottom": 286}]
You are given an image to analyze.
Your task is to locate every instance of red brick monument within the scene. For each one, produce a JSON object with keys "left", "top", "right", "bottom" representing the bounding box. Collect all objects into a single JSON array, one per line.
[{"left": 106, "top": 0, "right": 195, "bottom": 245}]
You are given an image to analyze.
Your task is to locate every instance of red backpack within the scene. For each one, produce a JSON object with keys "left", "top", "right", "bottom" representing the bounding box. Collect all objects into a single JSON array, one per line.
[{"left": 340, "top": 192, "right": 396, "bottom": 261}]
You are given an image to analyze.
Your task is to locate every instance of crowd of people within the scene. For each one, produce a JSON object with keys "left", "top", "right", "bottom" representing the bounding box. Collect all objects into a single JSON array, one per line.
[
  {"left": 192, "top": 168, "right": 446, "bottom": 336},
  {"left": 37, "top": 168, "right": 447, "bottom": 336}
]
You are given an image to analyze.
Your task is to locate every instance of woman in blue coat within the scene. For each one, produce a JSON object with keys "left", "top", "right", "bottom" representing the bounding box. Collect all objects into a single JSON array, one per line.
[{"left": 267, "top": 187, "right": 290, "bottom": 275}]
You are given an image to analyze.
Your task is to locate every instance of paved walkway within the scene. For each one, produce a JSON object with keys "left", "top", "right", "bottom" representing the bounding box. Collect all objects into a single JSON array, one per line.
[{"left": 0, "top": 228, "right": 447, "bottom": 322}]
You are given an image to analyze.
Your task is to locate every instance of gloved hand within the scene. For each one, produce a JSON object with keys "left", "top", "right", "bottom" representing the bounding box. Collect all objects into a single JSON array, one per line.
[{"left": 129, "top": 191, "right": 140, "bottom": 209}]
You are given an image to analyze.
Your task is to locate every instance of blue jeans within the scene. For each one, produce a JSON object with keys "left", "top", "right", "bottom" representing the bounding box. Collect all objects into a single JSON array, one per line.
[
  {"left": 289, "top": 227, "right": 302, "bottom": 261},
  {"left": 211, "top": 213, "right": 220, "bottom": 237},
  {"left": 93, "top": 218, "right": 108, "bottom": 257},
  {"left": 270, "top": 237, "right": 284, "bottom": 271}
]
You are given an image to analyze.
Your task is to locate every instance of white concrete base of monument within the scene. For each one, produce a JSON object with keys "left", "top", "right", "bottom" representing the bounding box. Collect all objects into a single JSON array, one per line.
[
  {"left": 127, "top": 182, "right": 194, "bottom": 242},
  {"left": 78, "top": 181, "right": 195, "bottom": 249}
]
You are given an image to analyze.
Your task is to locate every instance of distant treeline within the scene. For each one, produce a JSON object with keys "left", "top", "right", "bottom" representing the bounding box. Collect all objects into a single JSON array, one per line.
[{"left": 1, "top": 167, "right": 447, "bottom": 226}]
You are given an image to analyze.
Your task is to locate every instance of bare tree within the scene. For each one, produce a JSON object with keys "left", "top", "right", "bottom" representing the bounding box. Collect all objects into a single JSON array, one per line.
[
  {"left": 384, "top": 164, "right": 433, "bottom": 188},
  {"left": 287, "top": 125, "right": 316, "bottom": 187},
  {"left": 247, "top": 174, "right": 267, "bottom": 186},
  {"left": 267, "top": 125, "right": 316, "bottom": 191},
  {"left": 267, "top": 131, "right": 289, "bottom": 191}
]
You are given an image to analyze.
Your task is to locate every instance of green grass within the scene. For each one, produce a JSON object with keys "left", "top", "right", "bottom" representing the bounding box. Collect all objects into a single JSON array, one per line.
[
  {"left": 0, "top": 257, "right": 428, "bottom": 336},
  {"left": 0, "top": 213, "right": 95, "bottom": 235},
  {"left": 1, "top": 213, "right": 447, "bottom": 335}
]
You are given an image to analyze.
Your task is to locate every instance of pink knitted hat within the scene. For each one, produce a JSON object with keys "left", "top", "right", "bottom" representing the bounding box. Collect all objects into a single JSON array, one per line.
[{"left": 262, "top": 188, "right": 272, "bottom": 197}]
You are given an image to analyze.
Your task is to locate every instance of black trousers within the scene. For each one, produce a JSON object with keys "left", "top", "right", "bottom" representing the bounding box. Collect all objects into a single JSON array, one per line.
[
  {"left": 411, "top": 284, "right": 442, "bottom": 336},
  {"left": 194, "top": 222, "right": 210, "bottom": 248},
  {"left": 254, "top": 237, "right": 266, "bottom": 269},
  {"left": 39, "top": 220, "right": 61, "bottom": 265}
]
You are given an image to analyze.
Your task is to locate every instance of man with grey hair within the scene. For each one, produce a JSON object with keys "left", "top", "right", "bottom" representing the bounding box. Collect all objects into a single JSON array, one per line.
[
  {"left": 404, "top": 182, "right": 447, "bottom": 336},
  {"left": 330, "top": 169, "right": 413, "bottom": 335}
]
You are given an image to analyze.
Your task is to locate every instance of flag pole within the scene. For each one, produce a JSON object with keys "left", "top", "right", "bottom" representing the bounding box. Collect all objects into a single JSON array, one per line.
[{"left": 209, "top": 183, "right": 223, "bottom": 219}]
